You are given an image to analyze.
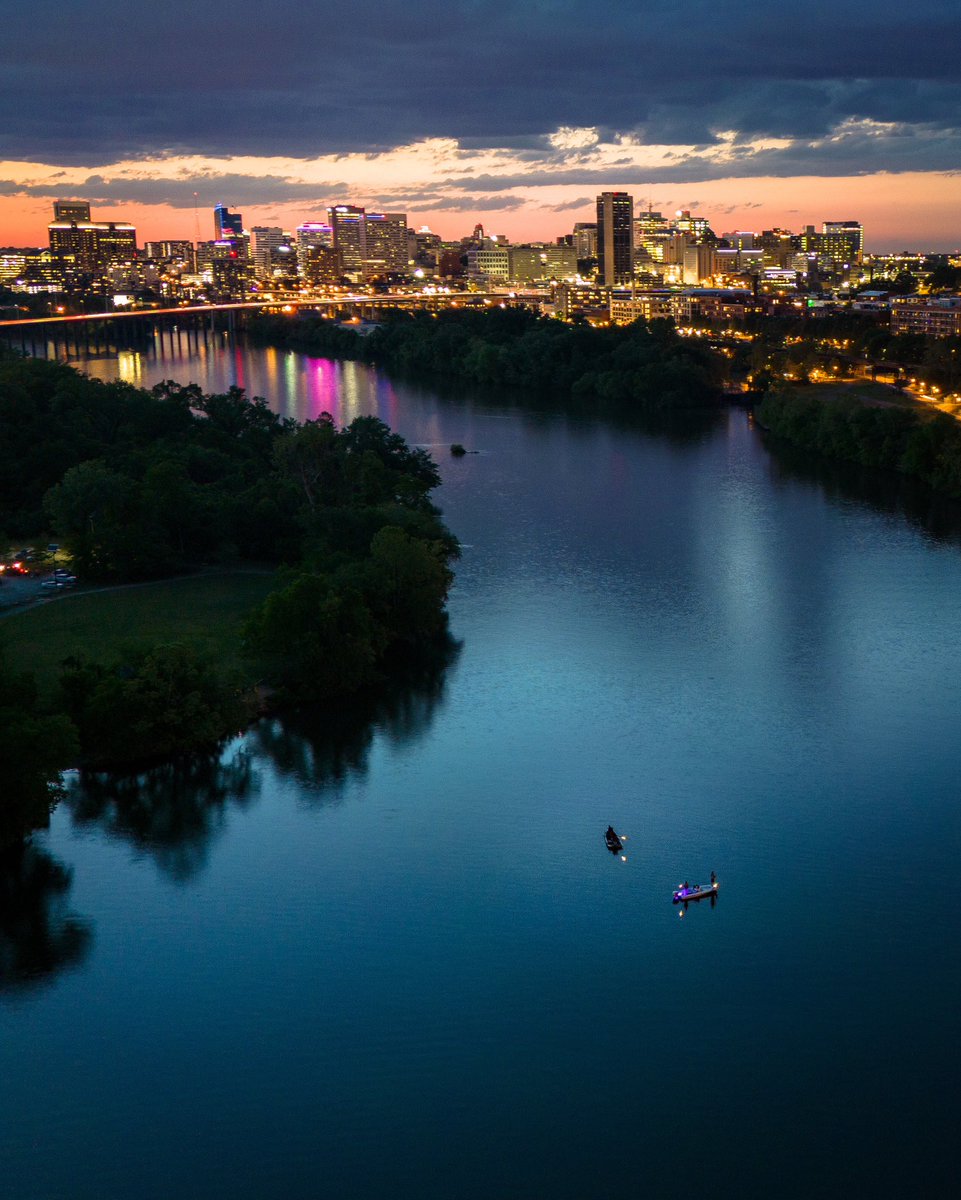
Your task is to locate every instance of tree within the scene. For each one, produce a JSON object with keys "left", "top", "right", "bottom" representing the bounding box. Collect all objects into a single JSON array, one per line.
[
  {"left": 58, "top": 645, "right": 247, "bottom": 765},
  {"left": 244, "top": 573, "right": 384, "bottom": 698},
  {"left": 44, "top": 459, "right": 144, "bottom": 578},
  {"left": 361, "top": 526, "right": 453, "bottom": 643},
  {"left": 0, "top": 646, "right": 78, "bottom": 841},
  {"left": 274, "top": 413, "right": 341, "bottom": 511}
]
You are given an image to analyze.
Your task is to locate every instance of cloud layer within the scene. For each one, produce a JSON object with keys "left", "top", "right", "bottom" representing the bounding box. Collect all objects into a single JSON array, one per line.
[
  {"left": 0, "top": 0, "right": 958, "bottom": 246},
  {"left": 2, "top": 1, "right": 959, "bottom": 165}
]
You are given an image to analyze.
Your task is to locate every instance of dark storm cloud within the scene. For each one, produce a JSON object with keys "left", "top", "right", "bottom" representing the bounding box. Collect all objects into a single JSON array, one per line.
[
  {"left": 0, "top": 174, "right": 348, "bottom": 208},
  {"left": 0, "top": 0, "right": 959, "bottom": 175}
]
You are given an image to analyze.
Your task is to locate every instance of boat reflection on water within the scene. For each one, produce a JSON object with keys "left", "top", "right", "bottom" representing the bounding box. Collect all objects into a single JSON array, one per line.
[{"left": 675, "top": 892, "right": 718, "bottom": 915}]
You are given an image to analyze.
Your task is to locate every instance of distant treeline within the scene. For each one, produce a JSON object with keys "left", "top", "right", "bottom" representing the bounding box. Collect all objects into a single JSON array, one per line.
[
  {"left": 757, "top": 389, "right": 961, "bottom": 498},
  {"left": 246, "top": 306, "right": 724, "bottom": 410},
  {"left": 0, "top": 352, "right": 456, "bottom": 811}
]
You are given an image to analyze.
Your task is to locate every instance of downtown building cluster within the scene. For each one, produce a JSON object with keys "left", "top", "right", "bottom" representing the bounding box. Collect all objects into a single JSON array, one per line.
[{"left": 1, "top": 194, "right": 959, "bottom": 336}]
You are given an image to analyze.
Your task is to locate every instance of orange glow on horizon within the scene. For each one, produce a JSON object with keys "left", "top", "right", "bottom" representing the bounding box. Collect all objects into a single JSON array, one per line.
[{"left": 1, "top": 171, "right": 958, "bottom": 253}]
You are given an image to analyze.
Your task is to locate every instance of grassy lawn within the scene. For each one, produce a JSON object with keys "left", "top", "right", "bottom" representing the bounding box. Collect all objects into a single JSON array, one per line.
[
  {"left": 792, "top": 380, "right": 926, "bottom": 410},
  {"left": 2, "top": 570, "right": 278, "bottom": 698}
]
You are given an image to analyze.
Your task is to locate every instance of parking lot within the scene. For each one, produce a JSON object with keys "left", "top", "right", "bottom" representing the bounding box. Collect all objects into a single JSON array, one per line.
[{"left": 0, "top": 562, "right": 79, "bottom": 614}]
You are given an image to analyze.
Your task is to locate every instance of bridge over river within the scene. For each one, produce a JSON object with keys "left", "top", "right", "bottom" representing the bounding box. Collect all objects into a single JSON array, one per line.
[{"left": 0, "top": 292, "right": 536, "bottom": 358}]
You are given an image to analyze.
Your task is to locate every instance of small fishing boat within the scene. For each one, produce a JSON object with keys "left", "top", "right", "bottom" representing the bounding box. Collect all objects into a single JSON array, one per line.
[
  {"left": 672, "top": 880, "right": 718, "bottom": 903},
  {"left": 605, "top": 826, "right": 623, "bottom": 854}
]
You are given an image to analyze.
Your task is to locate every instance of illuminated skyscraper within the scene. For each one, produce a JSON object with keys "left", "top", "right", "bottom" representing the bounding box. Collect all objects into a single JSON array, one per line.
[
  {"left": 672, "top": 210, "right": 711, "bottom": 240},
  {"left": 633, "top": 210, "right": 671, "bottom": 263},
  {"left": 296, "top": 222, "right": 333, "bottom": 251},
  {"left": 573, "top": 222, "right": 597, "bottom": 260},
  {"left": 48, "top": 219, "right": 137, "bottom": 277},
  {"left": 301, "top": 245, "right": 342, "bottom": 286},
  {"left": 252, "top": 226, "right": 285, "bottom": 279},
  {"left": 596, "top": 192, "right": 633, "bottom": 286},
  {"left": 214, "top": 204, "right": 244, "bottom": 239},
  {"left": 329, "top": 205, "right": 366, "bottom": 275},
  {"left": 205, "top": 240, "right": 248, "bottom": 299},
  {"left": 363, "top": 212, "right": 409, "bottom": 275},
  {"left": 822, "top": 221, "right": 864, "bottom": 266}
]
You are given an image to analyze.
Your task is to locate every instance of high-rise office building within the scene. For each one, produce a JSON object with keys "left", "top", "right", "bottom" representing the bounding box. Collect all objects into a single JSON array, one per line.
[
  {"left": 412, "top": 227, "right": 442, "bottom": 270},
  {"left": 48, "top": 219, "right": 137, "bottom": 277},
  {"left": 296, "top": 222, "right": 333, "bottom": 251},
  {"left": 53, "top": 200, "right": 91, "bottom": 222},
  {"left": 756, "top": 229, "right": 795, "bottom": 268},
  {"left": 596, "top": 193, "right": 634, "bottom": 286},
  {"left": 467, "top": 245, "right": 511, "bottom": 284},
  {"left": 144, "top": 240, "right": 194, "bottom": 267},
  {"left": 204, "top": 240, "right": 248, "bottom": 299},
  {"left": 673, "top": 210, "right": 712, "bottom": 240},
  {"left": 543, "top": 246, "right": 578, "bottom": 280},
  {"left": 329, "top": 205, "right": 366, "bottom": 275},
  {"left": 214, "top": 204, "right": 244, "bottom": 239},
  {"left": 682, "top": 242, "right": 716, "bottom": 285},
  {"left": 300, "top": 245, "right": 342, "bottom": 287},
  {"left": 508, "top": 246, "right": 578, "bottom": 283},
  {"left": 822, "top": 221, "right": 864, "bottom": 266},
  {"left": 633, "top": 210, "right": 671, "bottom": 264},
  {"left": 573, "top": 222, "right": 597, "bottom": 260},
  {"left": 266, "top": 242, "right": 299, "bottom": 287},
  {"left": 507, "top": 247, "right": 543, "bottom": 282},
  {"left": 363, "top": 212, "right": 409, "bottom": 275},
  {"left": 252, "top": 226, "right": 286, "bottom": 280}
]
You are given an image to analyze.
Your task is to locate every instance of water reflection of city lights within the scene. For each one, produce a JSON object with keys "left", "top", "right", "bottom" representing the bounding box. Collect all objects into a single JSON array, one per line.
[
  {"left": 283, "top": 351, "right": 299, "bottom": 420},
  {"left": 117, "top": 351, "right": 142, "bottom": 384}
]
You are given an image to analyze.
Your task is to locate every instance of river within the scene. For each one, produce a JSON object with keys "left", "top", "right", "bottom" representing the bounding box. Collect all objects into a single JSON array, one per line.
[{"left": 1, "top": 336, "right": 960, "bottom": 1198}]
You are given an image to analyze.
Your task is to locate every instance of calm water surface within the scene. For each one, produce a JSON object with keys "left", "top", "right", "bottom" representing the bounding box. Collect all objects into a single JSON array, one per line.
[{"left": 2, "top": 338, "right": 960, "bottom": 1198}]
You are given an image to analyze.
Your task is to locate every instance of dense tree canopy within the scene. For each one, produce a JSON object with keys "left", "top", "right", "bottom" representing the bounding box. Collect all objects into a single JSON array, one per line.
[
  {"left": 0, "top": 353, "right": 457, "bottom": 793},
  {"left": 758, "top": 390, "right": 961, "bottom": 497},
  {"left": 248, "top": 307, "right": 723, "bottom": 412}
]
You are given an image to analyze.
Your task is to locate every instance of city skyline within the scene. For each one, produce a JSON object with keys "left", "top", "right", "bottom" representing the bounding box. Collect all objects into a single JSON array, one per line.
[
  {"left": 0, "top": 1, "right": 959, "bottom": 251},
  {"left": 1, "top": 171, "right": 958, "bottom": 254}
]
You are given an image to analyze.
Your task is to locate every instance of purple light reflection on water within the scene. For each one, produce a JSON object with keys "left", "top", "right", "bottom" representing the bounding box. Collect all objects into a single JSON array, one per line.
[
  {"left": 305, "top": 358, "right": 339, "bottom": 421},
  {"left": 79, "top": 339, "right": 409, "bottom": 432}
]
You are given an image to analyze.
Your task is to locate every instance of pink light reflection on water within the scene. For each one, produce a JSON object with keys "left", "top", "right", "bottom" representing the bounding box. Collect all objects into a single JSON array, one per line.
[
  {"left": 304, "top": 357, "right": 344, "bottom": 423},
  {"left": 232, "top": 344, "right": 246, "bottom": 394}
]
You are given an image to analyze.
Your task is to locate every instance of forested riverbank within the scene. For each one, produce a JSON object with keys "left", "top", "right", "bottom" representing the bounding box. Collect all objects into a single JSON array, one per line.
[
  {"left": 246, "top": 306, "right": 724, "bottom": 411},
  {"left": 250, "top": 305, "right": 961, "bottom": 499},
  {"left": 757, "top": 386, "right": 961, "bottom": 498},
  {"left": 0, "top": 351, "right": 457, "bottom": 821}
]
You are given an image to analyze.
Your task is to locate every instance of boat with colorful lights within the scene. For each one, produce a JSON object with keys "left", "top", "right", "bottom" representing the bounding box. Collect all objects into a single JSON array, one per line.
[{"left": 672, "top": 878, "right": 718, "bottom": 903}]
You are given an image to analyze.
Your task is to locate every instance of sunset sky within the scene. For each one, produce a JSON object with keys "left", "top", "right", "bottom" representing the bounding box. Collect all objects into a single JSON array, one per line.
[{"left": 1, "top": 0, "right": 958, "bottom": 250}]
